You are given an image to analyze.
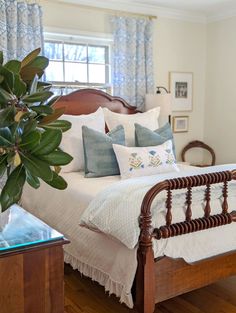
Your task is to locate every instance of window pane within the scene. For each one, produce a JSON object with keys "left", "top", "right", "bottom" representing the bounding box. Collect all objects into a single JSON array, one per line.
[
  {"left": 88, "top": 46, "right": 106, "bottom": 64},
  {"left": 64, "top": 44, "right": 87, "bottom": 62},
  {"left": 65, "top": 62, "right": 87, "bottom": 82},
  {"left": 44, "top": 42, "right": 63, "bottom": 60},
  {"left": 88, "top": 64, "right": 106, "bottom": 83},
  {"left": 45, "top": 61, "right": 63, "bottom": 81}
]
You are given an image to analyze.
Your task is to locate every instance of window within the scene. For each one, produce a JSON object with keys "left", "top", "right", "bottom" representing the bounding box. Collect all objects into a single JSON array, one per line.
[{"left": 44, "top": 35, "right": 112, "bottom": 95}]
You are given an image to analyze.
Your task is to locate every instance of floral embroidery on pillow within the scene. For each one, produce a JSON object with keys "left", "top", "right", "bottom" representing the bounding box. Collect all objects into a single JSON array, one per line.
[
  {"left": 165, "top": 149, "right": 176, "bottom": 165},
  {"left": 148, "top": 150, "right": 162, "bottom": 167},
  {"left": 129, "top": 153, "right": 144, "bottom": 171}
]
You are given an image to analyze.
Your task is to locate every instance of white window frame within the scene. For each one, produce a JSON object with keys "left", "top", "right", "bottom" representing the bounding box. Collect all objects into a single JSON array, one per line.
[{"left": 44, "top": 29, "right": 113, "bottom": 94}]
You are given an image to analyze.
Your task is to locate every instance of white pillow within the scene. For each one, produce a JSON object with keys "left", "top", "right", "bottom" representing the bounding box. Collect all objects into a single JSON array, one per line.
[
  {"left": 103, "top": 107, "right": 160, "bottom": 146},
  {"left": 113, "top": 140, "right": 179, "bottom": 179},
  {"left": 60, "top": 107, "right": 105, "bottom": 172}
]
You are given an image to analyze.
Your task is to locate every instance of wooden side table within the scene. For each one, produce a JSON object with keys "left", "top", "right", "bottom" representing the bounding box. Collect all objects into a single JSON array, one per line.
[{"left": 0, "top": 205, "right": 69, "bottom": 313}]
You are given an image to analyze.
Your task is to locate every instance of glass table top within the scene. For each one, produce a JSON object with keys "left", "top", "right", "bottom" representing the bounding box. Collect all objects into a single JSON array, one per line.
[{"left": 0, "top": 204, "right": 64, "bottom": 253}]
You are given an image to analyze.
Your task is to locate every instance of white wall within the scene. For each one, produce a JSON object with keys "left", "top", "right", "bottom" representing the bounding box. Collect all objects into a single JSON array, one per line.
[
  {"left": 205, "top": 17, "right": 236, "bottom": 164},
  {"left": 41, "top": 0, "right": 207, "bottom": 161}
]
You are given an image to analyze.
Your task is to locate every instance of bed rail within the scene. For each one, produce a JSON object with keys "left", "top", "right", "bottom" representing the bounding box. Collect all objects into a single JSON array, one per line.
[{"left": 139, "top": 170, "right": 236, "bottom": 245}]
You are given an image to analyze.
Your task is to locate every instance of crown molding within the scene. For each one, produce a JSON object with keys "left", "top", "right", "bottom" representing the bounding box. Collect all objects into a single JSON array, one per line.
[
  {"left": 57, "top": 0, "right": 207, "bottom": 23},
  {"left": 55, "top": 0, "right": 236, "bottom": 24}
]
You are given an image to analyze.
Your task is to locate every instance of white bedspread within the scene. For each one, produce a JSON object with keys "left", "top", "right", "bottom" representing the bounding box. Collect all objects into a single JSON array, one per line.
[{"left": 21, "top": 164, "right": 236, "bottom": 308}]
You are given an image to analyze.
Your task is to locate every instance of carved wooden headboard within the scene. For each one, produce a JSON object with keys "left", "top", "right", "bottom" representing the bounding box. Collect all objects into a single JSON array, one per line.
[{"left": 54, "top": 88, "right": 138, "bottom": 115}]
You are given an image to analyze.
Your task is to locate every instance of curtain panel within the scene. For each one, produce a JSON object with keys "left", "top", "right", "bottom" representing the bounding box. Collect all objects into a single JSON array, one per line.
[
  {"left": 0, "top": 0, "right": 44, "bottom": 61},
  {"left": 111, "top": 16, "right": 154, "bottom": 109}
]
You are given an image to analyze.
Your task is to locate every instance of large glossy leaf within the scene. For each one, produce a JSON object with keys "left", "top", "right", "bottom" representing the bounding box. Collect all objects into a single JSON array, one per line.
[
  {"left": 0, "top": 86, "right": 15, "bottom": 105},
  {"left": 39, "top": 151, "right": 73, "bottom": 166},
  {"left": 0, "top": 75, "right": 4, "bottom": 84},
  {"left": 32, "top": 129, "right": 62, "bottom": 155},
  {"left": 19, "top": 130, "right": 41, "bottom": 151},
  {"left": 4, "top": 60, "right": 21, "bottom": 74},
  {"left": 21, "top": 153, "right": 53, "bottom": 181},
  {"left": 28, "top": 56, "right": 49, "bottom": 71},
  {"left": 21, "top": 48, "right": 41, "bottom": 68},
  {"left": 44, "top": 171, "right": 67, "bottom": 190},
  {"left": 0, "top": 127, "right": 12, "bottom": 146},
  {"left": 13, "top": 74, "right": 27, "bottom": 98},
  {"left": 0, "top": 160, "right": 7, "bottom": 177},
  {"left": 26, "top": 170, "right": 40, "bottom": 189},
  {"left": 42, "top": 120, "right": 71, "bottom": 132},
  {"left": 37, "top": 81, "right": 52, "bottom": 92},
  {"left": 31, "top": 105, "right": 53, "bottom": 115},
  {"left": 0, "top": 65, "right": 14, "bottom": 92},
  {"left": 30, "top": 74, "right": 38, "bottom": 94},
  {"left": 0, "top": 106, "right": 15, "bottom": 127},
  {"left": 20, "top": 66, "right": 44, "bottom": 82},
  {"left": 38, "top": 108, "right": 65, "bottom": 126},
  {"left": 23, "top": 91, "right": 53, "bottom": 104},
  {"left": 22, "top": 119, "right": 37, "bottom": 136},
  {"left": 0, "top": 165, "right": 26, "bottom": 211},
  {"left": 47, "top": 95, "right": 60, "bottom": 107}
]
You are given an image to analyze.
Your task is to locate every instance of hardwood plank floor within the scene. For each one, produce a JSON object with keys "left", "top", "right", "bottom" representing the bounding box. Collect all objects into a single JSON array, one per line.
[{"left": 64, "top": 265, "right": 236, "bottom": 313}]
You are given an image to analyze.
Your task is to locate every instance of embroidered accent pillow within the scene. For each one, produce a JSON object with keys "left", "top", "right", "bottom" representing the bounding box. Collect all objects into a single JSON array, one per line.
[
  {"left": 82, "top": 125, "right": 125, "bottom": 177},
  {"left": 103, "top": 107, "right": 160, "bottom": 146},
  {"left": 60, "top": 107, "right": 105, "bottom": 173},
  {"left": 135, "top": 123, "right": 176, "bottom": 157},
  {"left": 113, "top": 140, "right": 179, "bottom": 179}
]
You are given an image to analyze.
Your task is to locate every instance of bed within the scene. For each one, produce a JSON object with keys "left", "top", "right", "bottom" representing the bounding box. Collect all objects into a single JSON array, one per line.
[{"left": 22, "top": 89, "right": 236, "bottom": 313}]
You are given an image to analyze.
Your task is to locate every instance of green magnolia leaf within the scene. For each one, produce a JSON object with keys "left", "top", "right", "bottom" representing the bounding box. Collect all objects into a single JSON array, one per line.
[
  {"left": 21, "top": 153, "right": 53, "bottom": 181},
  {"left": 0, "top": 51, "right": 3, "bottom": 65},
  {"left": 22, "top": 119, "right": 38, "bottom": 136},
  {"left": 26, "top": 170, "right": 40, "bottom": 189},
  {"left": 44, "top": 171, "right": 67, "bottom": 190},
  {"left": 0, "top": 86, "right": 15, "bottom": 105},
  {"left": 39, "top": 151, "right": 73, "bottom": 166},
  {"left": 0, "top": 165, "right": 26, "bottom": 211},
  {"left": 13, "top": 74, "right": 27, "bottom": 98},
  {"left": 0, "top": 106, "right": 15, "bottom": 128},
  {"left": 4, "top": 60, "right": 21, "bottom": 74},
  {"left": 32, "top": 129, "right": 62, "bottom": 155},
  {"left": 31, "top": 105, "right": 53, "bottom": 115},
  {"left": 37, "top": 81, "right": 52, "bottom": 92},
  {"left": 0, "top": 75, "right": 4, "bottom": 84},
  {"left": 0, "top": 65, "right": 14, "bottom": 92},
  {"left": 21, "top": 48, "right": 41, "bottom": 68},
  {"left": 28, "top": 56, "right": 49, "bottom": 72},
  {"left": 0, "top": 127, "right": 12, "bottom": 146},
  {"left": 23, "top": 91, "right": 53, "bottom": 104},
  {"left": 38, "top": 108, "right": 65, "bottom": 126},
  {"left": 19, "top": 130, "right": 41, "bottom": 151},
  {"left": 30, "top": 74, "right": 38, "bottom": 94},
  {"left": 42, "top": 120, "right": 71, "bottom": 132}
]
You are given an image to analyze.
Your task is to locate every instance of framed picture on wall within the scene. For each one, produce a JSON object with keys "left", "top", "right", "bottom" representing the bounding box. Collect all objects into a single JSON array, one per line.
[
  {"left": 169, "top": 72, "right": 193, "bottom": 111},
  {"left": 172, "top": 116, "right": 189, "bottom": 133}
]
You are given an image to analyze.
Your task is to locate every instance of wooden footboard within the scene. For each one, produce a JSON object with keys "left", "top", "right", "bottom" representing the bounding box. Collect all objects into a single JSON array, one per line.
[{"left": 135, "top": 170, "right": 236, "bottom": 313}]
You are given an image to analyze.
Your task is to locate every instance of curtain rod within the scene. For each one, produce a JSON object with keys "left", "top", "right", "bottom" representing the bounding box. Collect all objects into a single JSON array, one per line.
[{"left": 52, "top": 1, "right": 157, "bottom": 20}]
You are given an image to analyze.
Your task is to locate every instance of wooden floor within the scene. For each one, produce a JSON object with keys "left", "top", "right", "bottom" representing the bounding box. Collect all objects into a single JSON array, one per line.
[{"left": 64, "top": 264, "right": 236, "bottom": 313}]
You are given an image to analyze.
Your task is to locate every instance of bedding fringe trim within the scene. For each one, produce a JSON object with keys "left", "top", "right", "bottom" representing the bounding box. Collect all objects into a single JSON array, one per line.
[{"left": 64, "top": 251, "right": 134, "bottom": 308}]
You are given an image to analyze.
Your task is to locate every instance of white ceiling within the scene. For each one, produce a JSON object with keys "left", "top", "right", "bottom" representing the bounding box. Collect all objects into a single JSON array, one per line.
[{"left": 60, "top": 0, "right": 236, "bottom": 22}]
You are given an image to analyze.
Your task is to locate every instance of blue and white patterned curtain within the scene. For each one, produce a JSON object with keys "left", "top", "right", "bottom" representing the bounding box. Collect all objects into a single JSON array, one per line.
[
  {"left": 111, "top": 16, "right": 154, "bottom": 109},
  {"left": 0, "top": 0, "right": 44, "bottom": 61}
]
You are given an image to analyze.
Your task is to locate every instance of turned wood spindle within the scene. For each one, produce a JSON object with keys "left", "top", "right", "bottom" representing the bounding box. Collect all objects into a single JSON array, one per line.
[
  {"left": 205, "top": 184, "right": 211, "bottom": 218},
  {"left": 222, "top": 181, "right": 229, "bottom": 214},
  {"left": 166, "top": 189, "right": 172, "bottom": 226},
  {"left": 186, "top": 187, "right": 192, "bottom": 222}
]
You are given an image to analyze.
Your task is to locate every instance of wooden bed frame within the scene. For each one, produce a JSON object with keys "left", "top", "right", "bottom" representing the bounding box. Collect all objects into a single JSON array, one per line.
[{"left": 55, "top": 88, "right": 236, "bottom": 313}]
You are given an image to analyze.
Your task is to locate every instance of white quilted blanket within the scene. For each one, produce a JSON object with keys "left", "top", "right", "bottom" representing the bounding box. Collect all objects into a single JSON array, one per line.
[{"left": 80, "top": 164, "right": 236, "bottom": 258}]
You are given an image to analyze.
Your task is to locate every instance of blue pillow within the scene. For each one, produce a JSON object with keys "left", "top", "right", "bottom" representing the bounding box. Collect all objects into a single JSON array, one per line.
[
  {"left": 82, "top": 125, "right": 125, "bottom": 177},
  {"left": 135, "top": 123, "right": 176, "bottom": 157}
]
